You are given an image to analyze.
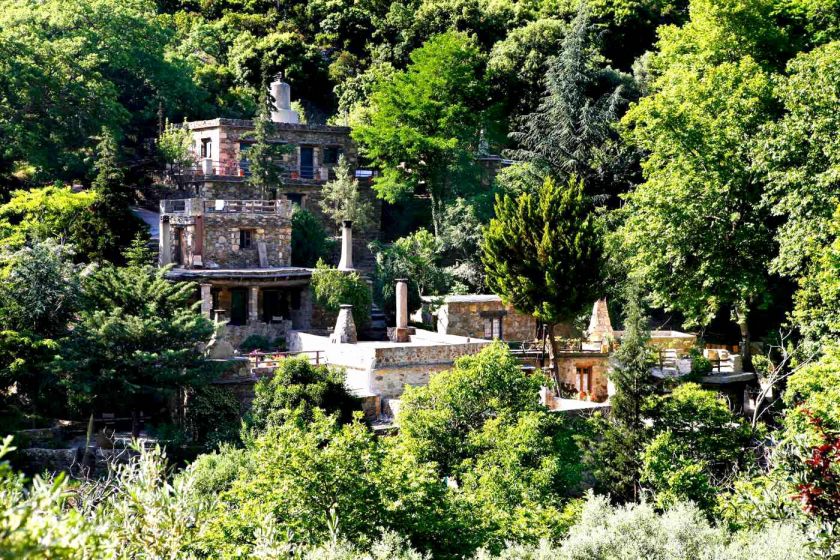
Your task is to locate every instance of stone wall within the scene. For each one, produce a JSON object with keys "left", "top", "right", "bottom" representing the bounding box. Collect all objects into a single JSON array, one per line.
[
  {"left": 223, "top": 320, "right": 290, "bottom": 350},
  {"left": 555, "top": 353, "right": 611, "bottom": 402},
  {"left": 203, "top": 213, "right": 291, "bottom": 268},
  {"left": 187, "top": 119, "right": 357, "bottom": 179},
  {"left": 436, "top": 299, "right": 538, "bottom": 341}
]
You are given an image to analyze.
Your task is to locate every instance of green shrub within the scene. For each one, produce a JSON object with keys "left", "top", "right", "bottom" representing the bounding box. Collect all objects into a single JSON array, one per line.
[
  {"left": 310, "top": 260, "right": 372, "bottom": 328},
  {"left": 239, "top": 334, "right": 273, "bottom": 352},
  {"left": 185, "top": 385, "right": 242, "bottom": 449},
  {"left": 291, "top": 208, "right": 335, "bottom": 267},
  {"left": 248, "top": 357, "right": 360, "bottom": 431}
]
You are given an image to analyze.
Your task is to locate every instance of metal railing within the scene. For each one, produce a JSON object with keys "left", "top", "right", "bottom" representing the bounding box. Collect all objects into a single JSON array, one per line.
[
  {"left": 203, "top": 199, "right": 291, "bottom": 214},
  {"left": 165, "top": 159, "right": 377, "bottom": 184},
  {"left": 248, "top": 350, "right": 323, "bottom": 371}
]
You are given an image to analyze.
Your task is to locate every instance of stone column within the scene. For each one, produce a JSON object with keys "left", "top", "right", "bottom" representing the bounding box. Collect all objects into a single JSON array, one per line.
[
  {"left": 200, "top": 284, "right": 213, "bottom": 318},
  {"left": 159, "top": 220, "right": 171, "bottom": 266},
  {"left": 248, "top": 286, "right": 259, "bottom": 324},
  {"left": 337, "top": 220, "right": 353, "bottom": 270},
  {"left": 394, "top": 278, "right": 410, "bottom": 342},
  {"left": 330, "top": 304, "right": 357, "bottom": 344}
]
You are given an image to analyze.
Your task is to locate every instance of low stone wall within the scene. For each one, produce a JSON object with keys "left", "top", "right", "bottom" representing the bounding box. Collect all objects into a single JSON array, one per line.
[
  {"left": 289, "top": 330, "right": 491, "bottom": 399},
  {"left": 224, "top": 321, "right": 290, "bottom": 350},
  {"left": 438, "top": 299, "right": 538, "bottom": 341}
]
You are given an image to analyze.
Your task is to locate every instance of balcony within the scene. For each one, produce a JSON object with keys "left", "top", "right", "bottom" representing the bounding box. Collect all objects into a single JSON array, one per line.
[
  {"left": 160, "top": 198, "right": 292, "bottom": 217},
  {"left": 164, "top": 158, "right": 377, "bottom": 185}
]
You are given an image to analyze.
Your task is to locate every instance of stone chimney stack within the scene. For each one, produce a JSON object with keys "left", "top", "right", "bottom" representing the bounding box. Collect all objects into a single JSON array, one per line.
[
  {"left": 337, "top": 220, "right": 353, "bottom": 270},
  {"left": 330, "top": 304, "right": 357, "bottom": 344},
  {"left": 587, "top": 298, "right": 613, "bottom": 345},
  {"left": 394, "top": 278, "right": 410, "bottom": 342},
  {"left": 269, "top": 73, "right": 300, "bottom": 124}
]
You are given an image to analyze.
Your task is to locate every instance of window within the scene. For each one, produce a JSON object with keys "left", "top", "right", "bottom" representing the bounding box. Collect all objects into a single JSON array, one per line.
[
  {"left": 200, "top": 138, "right": 212, "bottom": 159},
  {"left": 483, "top": 316, "right": 503, "bottom": 339},
  {"left": 576, "top": 367, "right": 592, "bottom": 394},
  {"left": 285, "top": 193, "right": 304, "bottom": 206},
  {"left": 239, "top": 229, "right": 254, "bottom": 249},
  {"left": 323, "top": 146, "right": 341, "bottom": 164}
]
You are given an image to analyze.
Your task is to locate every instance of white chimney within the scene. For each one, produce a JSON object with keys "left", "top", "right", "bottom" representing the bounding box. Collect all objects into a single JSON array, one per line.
[
  {"left": 394, "top": 278, "right": 410, "bottom": 342},
  {"left": 337, "top": 220, "right": 353, "bottom": 270},
  {"left": 269, "top": 73, "right": 300, "bottom": 124}
]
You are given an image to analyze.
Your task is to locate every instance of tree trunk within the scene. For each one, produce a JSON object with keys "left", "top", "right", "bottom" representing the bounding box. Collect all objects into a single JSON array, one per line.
[
  {"left": 734, "top": 304, "right": 752, "bottom": 370},
  {"left": 547, "top": 323, "right": 563, "bottom": 396}
]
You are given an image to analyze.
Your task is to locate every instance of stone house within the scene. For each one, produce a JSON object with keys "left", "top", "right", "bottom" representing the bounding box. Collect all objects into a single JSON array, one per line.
[
  {"left": 159, "top": 76, "right": 377, "bottom": 348},
  {"left": 418, "top": 294, "right": 539, "bottom": 341},
  {"left": 168, "top": 74, "right": 380, "bottom": 270}
]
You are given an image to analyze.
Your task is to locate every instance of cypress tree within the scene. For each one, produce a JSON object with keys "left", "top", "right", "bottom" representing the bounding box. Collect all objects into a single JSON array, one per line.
[{"left": 482, "top": 175, "right": 602, "bottom": 390}]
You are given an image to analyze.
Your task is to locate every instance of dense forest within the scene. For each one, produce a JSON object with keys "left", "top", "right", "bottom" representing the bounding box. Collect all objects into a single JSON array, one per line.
[{"left": 1, "top": 0, "right": 839, "bottom": 557}]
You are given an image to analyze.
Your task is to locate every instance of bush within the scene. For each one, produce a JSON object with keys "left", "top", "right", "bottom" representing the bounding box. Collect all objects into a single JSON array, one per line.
[
  {"left": 185, "top": 385, "right": 242, "bottom": 449},
  {"left": 291, "top": 208, "right": 335, "bottom": 267},
  {"left": 310, "top": 260, "right": 372, "bottom": 328},
  {"left": 369, "top": 229, "right": 451, "bottom": 318},
  {"left": 248, "top": 356, "right": 360, "bottom": 431},
  {"left": 239, "top": 334, "right": 273, "bottom": 352}
]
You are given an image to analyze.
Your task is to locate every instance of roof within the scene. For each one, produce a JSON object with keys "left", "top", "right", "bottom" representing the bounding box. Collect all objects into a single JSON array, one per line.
[
  {"left": 421, "top": 294, "right": 503, "bottom": 304},
  {"left": 183, "top": 118, "right": 350, "bottom": 134},
  {"left": 165, "top": 267, "right": 312, "bottom": 282}
]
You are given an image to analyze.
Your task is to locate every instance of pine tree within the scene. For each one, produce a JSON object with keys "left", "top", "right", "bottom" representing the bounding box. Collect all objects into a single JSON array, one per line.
[
  {"left": 86, "top": 128, "right": 144, "bottom": 263},
  {"left": 59, "top": 242, "right": 214, "bottom": 436},
  {"left": 610, "top": 284, "right": 656, "bottom": 430},
  {"left": 508, "top": 4, "right": 638, "bottom": 204},
  {"left": 482, "top": 175, "right": 602, "bottom": 390},
  {"left": 579, "top": 285, "right": 655, "bottom": 502}
]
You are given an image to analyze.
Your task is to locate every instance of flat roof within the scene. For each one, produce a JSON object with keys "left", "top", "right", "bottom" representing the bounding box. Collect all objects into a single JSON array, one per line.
[
  {"left": 421, "top": 294, "right": 503, "bottom": 304},
  {"left": 165, "top": 267, "right": 312, "bottom": 281},
  {"left": 184, "top": 118, "right": 350, "bottom": 134}
]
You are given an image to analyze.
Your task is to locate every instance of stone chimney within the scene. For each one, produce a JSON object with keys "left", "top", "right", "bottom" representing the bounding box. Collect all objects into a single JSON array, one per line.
[
  {"left": 269, "top": 73, "right": 300, "bottom": 124},
  {"left": 330, "top": 304, "right": 357, "bottom": 344},
  {"left": 587, "top": 298, "right": 613, "bottom": 344},
  {"left": 337, "top": 220, "right": 353, "bottom": 271},
  {"left": 394, "top": 278, "right": 410, "bottom": 342}
]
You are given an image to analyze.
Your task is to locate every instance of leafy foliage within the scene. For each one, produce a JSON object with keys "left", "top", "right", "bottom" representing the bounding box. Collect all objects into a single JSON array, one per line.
[
  {"left": 248, "top": 357, "right": 360, "bottom": 431},
  {"left": 319, "top": 155, "right": 376, "bottom": 232},
  {"left": 369, "top": 229, "right": 451, "bottom": 317},
  {"left": 291, "top": 207, "right": 335, "bottom": 267},
  {"left": 57, "top": 239, "right": 214, "bottom": 432},
  {"left": 310, "top": 260, "right": 373, "bottom": 328},
  {"left": 352, "top": 32, "right": 488, "bottom": 235}
]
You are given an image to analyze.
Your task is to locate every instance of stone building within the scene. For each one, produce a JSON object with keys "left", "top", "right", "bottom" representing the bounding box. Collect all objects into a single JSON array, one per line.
[
  {"left": 167, "top": 74, "right": 380, "bottom": 270},
  {"left": 159, "top": 75, "right": 375, "bottom": 348},
  {"left": 418, "top": 294, "right": 539, "bottom": 341}
]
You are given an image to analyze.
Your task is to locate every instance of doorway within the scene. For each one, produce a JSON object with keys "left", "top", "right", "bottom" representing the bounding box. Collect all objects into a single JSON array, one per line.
[
  {"left": 262, "top": 289, "right": 290, "bottom": 323},
  {"left": 230, "top": 288, "right": 248, "bottom": 325},
  {"left": 299, "top": 146, "right": 314, "bottom": 179}
]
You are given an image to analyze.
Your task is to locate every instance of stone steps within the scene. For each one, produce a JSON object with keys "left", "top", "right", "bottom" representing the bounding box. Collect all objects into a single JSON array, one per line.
[{"left": 360, "top": 303, "right": 389, "bottom": 341}]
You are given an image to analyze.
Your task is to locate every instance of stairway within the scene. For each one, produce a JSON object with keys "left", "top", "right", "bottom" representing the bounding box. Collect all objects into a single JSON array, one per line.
[{"left": 360, "top": 304, "right": 389, "bottom": 341}]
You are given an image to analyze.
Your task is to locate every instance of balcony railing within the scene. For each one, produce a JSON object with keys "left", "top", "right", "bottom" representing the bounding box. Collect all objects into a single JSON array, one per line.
[
  {"left": 204, "top": 199, "right": 291, "bottom": 214},
  {"left": 160, "top": 198, "right": 291, "bottom": 216},
  {"left": 165, "top": 159, "right": 377, "bottom": 184}
]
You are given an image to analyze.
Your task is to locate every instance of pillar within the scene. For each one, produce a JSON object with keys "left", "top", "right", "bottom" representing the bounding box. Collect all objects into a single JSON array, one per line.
[
  {"left": 394, "top": 278, "right": 410, "bottom": 342},
  {"left": 248, "top": 286, "right": 259, "bottom": 324},
  {"left": 337, "top": 220, "right": 353, "bottom": 270},
  {"left": 159, "top": 220, "right": 171, "bottom": 266},
  {"left": 200, "top": 284, "right": 212, "bottom": 318}
]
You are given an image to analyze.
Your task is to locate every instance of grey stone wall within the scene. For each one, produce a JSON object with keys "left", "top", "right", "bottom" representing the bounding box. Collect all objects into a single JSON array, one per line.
[
  {"left": 203, "top": 213, "right": 291, "bottom": 268},
  {"left": 438, "top": 300, "right": 538, "bottom": 341}
]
